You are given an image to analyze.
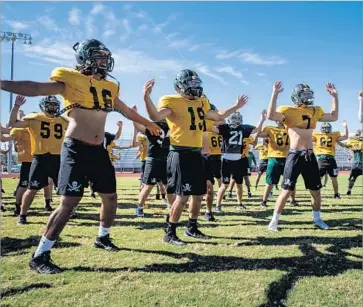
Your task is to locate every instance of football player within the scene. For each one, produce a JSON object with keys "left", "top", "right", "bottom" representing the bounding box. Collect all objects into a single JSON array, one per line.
[
  {"left": 312, "top": 121, "right": 348, "bottom": 198},
  {"left": 132, "top": 106, "right": 171, "bottom": 217},
  {"left": 254, "top": 137, "right": 269, "bottom": 189},
  {"left": 143, "top": 70, "right": 248, "bottom": 245},
  {"left": 1, "top": 39, "right": 160, "bottom": 274},
  {"left": 2, "top": 103, "right": 55, "bottom": 216},
  {"left": 132, "top": 128, "right": 149, "bottom": 189},
  {"left": 257, "top": 121, "right": 297, "bottom": 207},
  {"left": 337, "top": 129, "right": 362, "bottom": 195},
  {"left": 214, "top": 110, "right": 266, "bottom": 213},
  {"left": 267, "top": 82, "right": 339, "bottom": 231},
  {"left": 8, "top": 95, "right": 67, "bottom": 224}
]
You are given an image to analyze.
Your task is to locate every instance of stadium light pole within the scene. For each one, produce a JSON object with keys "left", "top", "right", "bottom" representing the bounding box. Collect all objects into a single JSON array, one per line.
[{"left": 0, "top": 31, "right": 32, "bottom": 173}]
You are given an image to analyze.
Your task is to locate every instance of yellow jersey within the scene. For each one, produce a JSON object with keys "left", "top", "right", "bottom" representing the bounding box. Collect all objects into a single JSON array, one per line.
[
  {"left": 346, "top": 138, "right": 363, "bottom": 151},
  {"left": 209, "top": 132, "right": 223, "bottom": 155},
  {"left": 157, "top": 95, "right": 211, "bottom": 148},
  {"left": 22, "top": 113, "right": 68, "bottom": 155},
  {"left": 277, "top": 106, "right": 324, "bottom": 129},
  {"left": 313, "top": 131, "right": 341, "bottom": 156},
  {"left": 262, "top": 126, "right": 290, "bottom": 158},
  {"left": 9, "top": 128, "right": 33, "bottom": 162},
  {"left": 107, "top": 141, "right": 117, "bottom": 162},
  {"left": 242, "top": 136, "right": 255, "bottom": 157},
  {"left": 255, "top": 144, "right": 269, "bottom": 160},
  {"left": 137, "top": 134, "right": 148, "bottom": 161},
  {"left": 50, "top": 67, "right": 119, "bottom": 115}
]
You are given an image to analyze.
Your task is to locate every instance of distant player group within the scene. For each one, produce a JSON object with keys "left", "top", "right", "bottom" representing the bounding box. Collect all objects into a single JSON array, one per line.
[{"left": 1, "top": 39, "right": 362, "bottom": 274}]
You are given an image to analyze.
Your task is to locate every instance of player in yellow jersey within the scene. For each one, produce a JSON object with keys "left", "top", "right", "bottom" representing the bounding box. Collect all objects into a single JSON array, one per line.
[
  {"left": 337, "top": 130, "right": 363, "bottom": 195},
  {"left": 312, "top": 121, "right": 348, "bottom": 198},
  {"left": 8, "top": 95, "right": 67, "bottom": 225},
  {"left": 267, "top": 82, "right": 339, "bottom": 232},
  {"left": 256, "top": 122, "right": 297, "bottom": 207},
  {"left": 1, "top": 39, "right": 160, "bottom": 274},
  {"left": 3, "top": 106, "right": 54, "bottom": 216},
  {"left": 254, "top": 137, "right": 269, "bottom": 189},
  {"left": 143, "top": 69, "right": 248, "bottom": 245}
]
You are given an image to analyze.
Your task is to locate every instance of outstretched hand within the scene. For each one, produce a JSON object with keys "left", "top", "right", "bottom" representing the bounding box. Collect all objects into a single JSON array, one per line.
[
  {"left": 273, "top": 81, "right": 284, "bottom": 94},
  {"left": 234, "top": 95, "right": 248, "bottom": 109},
  {"left": 325, "top": 82, "right": 338, "bottom": 96},
  {"left": 144, "top": 79, "right": 155, "bottom": 97},
  {"left": 15, "top": 95, "right": 26, "bottom": 107}
]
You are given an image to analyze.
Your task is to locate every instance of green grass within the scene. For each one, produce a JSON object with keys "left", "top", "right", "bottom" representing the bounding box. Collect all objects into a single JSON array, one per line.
[{"left": 1, "top": 175, "right": 362, "bottom": 307}]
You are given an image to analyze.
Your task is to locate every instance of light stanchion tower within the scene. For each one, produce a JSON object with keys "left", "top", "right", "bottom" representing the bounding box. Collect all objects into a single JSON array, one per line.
[{"left": 0, "top": 31, "right": 32, "bottom": 173}]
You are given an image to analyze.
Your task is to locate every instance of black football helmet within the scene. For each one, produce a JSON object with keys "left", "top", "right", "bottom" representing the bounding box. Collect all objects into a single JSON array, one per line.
[
  {"left": 321, "top": 122, "right": 332, "bottom": 133},
  {"left": 291, "top": 84, "right": 314, "bottom": 106},
  {"left": 227, "top": 112, "right": 243, "bottom": 127},
  {"left": 174, "top": 69, "right": 203, "bottom": 98},
  {"left": 39, "top": 96, "right": 60, "bottom": 115},
  {"left": 73, "top": 39, "right": 114, "bottom": 76}
]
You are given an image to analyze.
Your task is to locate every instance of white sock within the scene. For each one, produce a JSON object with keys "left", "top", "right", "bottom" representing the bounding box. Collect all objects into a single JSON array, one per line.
[
  {"left": 313, "top": 210, "right": 321, "bottom": 221},
  {"left": 271, "top": 212, "right": 281, "bottom": 224},
  {"left": 34, "top": 236, "right": 55, "bottom": 258},
  {"left": 98, "top": 226, "right": 110, "bottom": 238}
]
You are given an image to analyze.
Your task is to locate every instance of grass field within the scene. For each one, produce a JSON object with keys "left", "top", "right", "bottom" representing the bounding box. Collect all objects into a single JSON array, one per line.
[{"left": 1, "top": 175, "right": 362, "bottom": 307}]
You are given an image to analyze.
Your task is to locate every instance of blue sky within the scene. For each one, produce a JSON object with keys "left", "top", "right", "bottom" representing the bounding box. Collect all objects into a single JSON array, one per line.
[{"left": 1, "top": 1, "right": 362, "bottom": 138}]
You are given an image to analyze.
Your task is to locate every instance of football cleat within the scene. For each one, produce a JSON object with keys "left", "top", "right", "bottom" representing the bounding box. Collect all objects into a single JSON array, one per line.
[
  {"left": 135, "top": 207, "right": 144, "bottom": 217},
  {"left": 17, "top": 215, "right": 28, "bottom": 225},
  {"left": 185, "top": 228, "right": 210, "bottom": 240},
  {"left": 94, "top": 234, "right": 120, "bottom": 251},
  {"left": 163, "top": 232, "right": 186, "bottom": 246},
  {"left": 268, "top": 221, "right": 279, "bottom": 232},
  {"left": 313, "top": 219, "right": 329, "bottom": 230},
  {"left": 29, "top": 251, "right": 63, "bottom": 274},
  {"left": 215, "top": 206, "right": 224, "bottom": 214},
  {"left": 204, "top": 211, "right": 216, "bottom": 222}
]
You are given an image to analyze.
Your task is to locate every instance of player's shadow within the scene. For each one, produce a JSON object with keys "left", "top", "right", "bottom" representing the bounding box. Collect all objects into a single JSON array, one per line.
[
  {"left": 0, "top": 283, "right": 53, "bottom": 300},
  {"left": 1, "top": 236, "right": 81, "bottom": 257},
  {"left": 69, "top": 234, "right": 361, "bottom": 307}
]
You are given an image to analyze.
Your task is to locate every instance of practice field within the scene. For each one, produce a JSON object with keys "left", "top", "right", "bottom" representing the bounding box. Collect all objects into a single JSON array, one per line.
[{"left": 1, "top": 175, "right": 362, "bottom": 307}]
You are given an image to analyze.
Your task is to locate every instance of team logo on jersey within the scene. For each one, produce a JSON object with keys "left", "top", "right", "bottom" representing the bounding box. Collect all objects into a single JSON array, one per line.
[
  {"left": 67, "top": 181, "right": 82, "bottom": 192},
  {"left": 224, "top": 177, "right": 230, "bottom": 183},
  {"left": 151, "top": 178, "right": 157, "bottom": 183},
  {"left": 30, "top": 180, "right": 39, "bottom": 188},
  {"left": 333, "top": 169, "right": 339, "bottom": 176},
  {"left": 182, "top": 183, "right": 192, "bottom": 192},
  {"left": 21, "top": 180, "right": 28, "bottom": 186}
]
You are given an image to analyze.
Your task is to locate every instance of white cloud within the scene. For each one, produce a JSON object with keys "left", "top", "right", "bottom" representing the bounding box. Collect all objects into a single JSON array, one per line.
[
  {"left": 91, "top": 3, "right": 105, "bottom": 15},
  {"left": 256, "top": 72, "right": 267, "bottom": 77},
  {"left": 196, "top": 65, "right": 227, "bottom": 85},
  {"left": 5, "top": 20, "right": 29, "bottom": 30},
  {"left": 188, "top": 43, "right": 215, "bottom": 52},
  {"left": 37, "top": 15, "right": 58, "bottom": 31},
  {"left": 123, "top": 4, "right": 133, "bottom": 11},
  {"left": 104, "top": 30, "right": 115, "bottom": 38},
  {"left": 216, "top": 50, "right": 240, "bottom": 60},
  {"left": 85, "top": 15, "right": 96, "bottom": 38},
  {"left": 167, "top": 32, "right": 180, "bottom": 40},
  {"left": 169, "top": 39, "right": 189, "bottom": 49},
  {"left": 112, "top": 49, "right": 183, "bottom": 73},
  {"left": 239, "top": 52, "right": 287, "bottom": 65},
  {"left": 68, "top": 8, "right": 81, "bottom": 26},
  {"left": 216, "top": 66, "right": 249, "bottom": 85},
  {"left": 154, "top": 13, "right": 179, "bottom": 32},
  {"left": 136, "top": 10, "right": 147, "bottom": 19},
  {"left": 137, "top": 24, "right": 148, "bottom": 31}
]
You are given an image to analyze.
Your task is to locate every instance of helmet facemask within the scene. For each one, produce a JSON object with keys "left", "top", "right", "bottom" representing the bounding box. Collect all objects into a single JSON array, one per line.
[
  {"left": 39, "top": 96, "right": 60, "bottom": 116},
  {"left": 291, "top": 85, "right": 314, "bottom": 106},
  {"left": 227, "top": 112, "right": 243, "bottom": 128},
  {"left": 175, "top": 75, "right": 203, "bottom": 98},
  {"left": 321, "top": 123, "right": 332, "bottom": 134}
]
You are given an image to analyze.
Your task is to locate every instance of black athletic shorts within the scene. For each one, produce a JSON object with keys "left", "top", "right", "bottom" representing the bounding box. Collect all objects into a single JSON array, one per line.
[
  {"left": 349, "top": 163, "right": 362, "bottom": 182},
  {"left": 317, "top": 155, "right": 339, "bottom": 178},
  {"left": 18, "top": 162, "right": 32, "bottom": 188},
  {"left": 258, "top": 159, "right": 268, "bottom": 174},
  {"left": 57, "top": 137, "right": 116, "bottom": 197},
  {"left": 140, "top": 160, "right": 146, "bottom": 179},
  {"left": 221, "top": 158, "right": 244, "bottom": 185},
  {"left": 167, "top": 150, "right": 206, "bottom": 196},
  {"left": 281, "top": 149, "right": 322, "bottom": 191},
  {"left": 142, "top": 159, "right": 167, "bottom": 185},
  {"left": 203, "top": 154, "right": 215, "bottom": 185},
  {"left": 241, "top": 156, "right": 250, "bottom": 176},
  {"left": 209, "top": 155, "right": 222, "bottom": 180},
  {"left": 28, "top": 154, "right": 60, "bottom": 190}
]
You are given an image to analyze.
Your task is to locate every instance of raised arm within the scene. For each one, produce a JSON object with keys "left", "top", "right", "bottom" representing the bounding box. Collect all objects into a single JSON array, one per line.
[
  {"left": 114, "top": 121, "right": 123, "bottom": 140},
  {"left": 143, "top": 79, "right": 171, "bottom": 121},
  {"left": 8, "top": 95, "right": 28, "bottom": 128},
  {"left": 131, "top": 127, "right": 141, "bottom": 148},
  {"left": 320, "top": 83, "right": 339, "bottom": 122},
  {"left": 1, "top": 126, "right": 11, "bottom": 134},
  {"left": 256, "top": 130, "right": 268, "bottom": 138},
  {"left": 0, "top": 79, "right": 64, "bottom": 96},
  {"left": 205, "top": 95, "right": 248, "bottom": 121},
  {"left": 337, "top": 120, "right": 348, "bottom": 141},
  {"left": 1, "top": 135, "right": 15, "bottom": 142},
  {"left": 252, "top": 109, "right": 267, "bottom": 134},
  {"left": 337, "top": 140, "right": 349, "bottom": 149},
  {"left": 114, "top": 96, "right": 160, "bottom": 136},
  {"left": 267, "top": 81, "right": 285, "bottom": 122},
  {"left": 358, "top": 91, "right": 363, "bottom": 123}
]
